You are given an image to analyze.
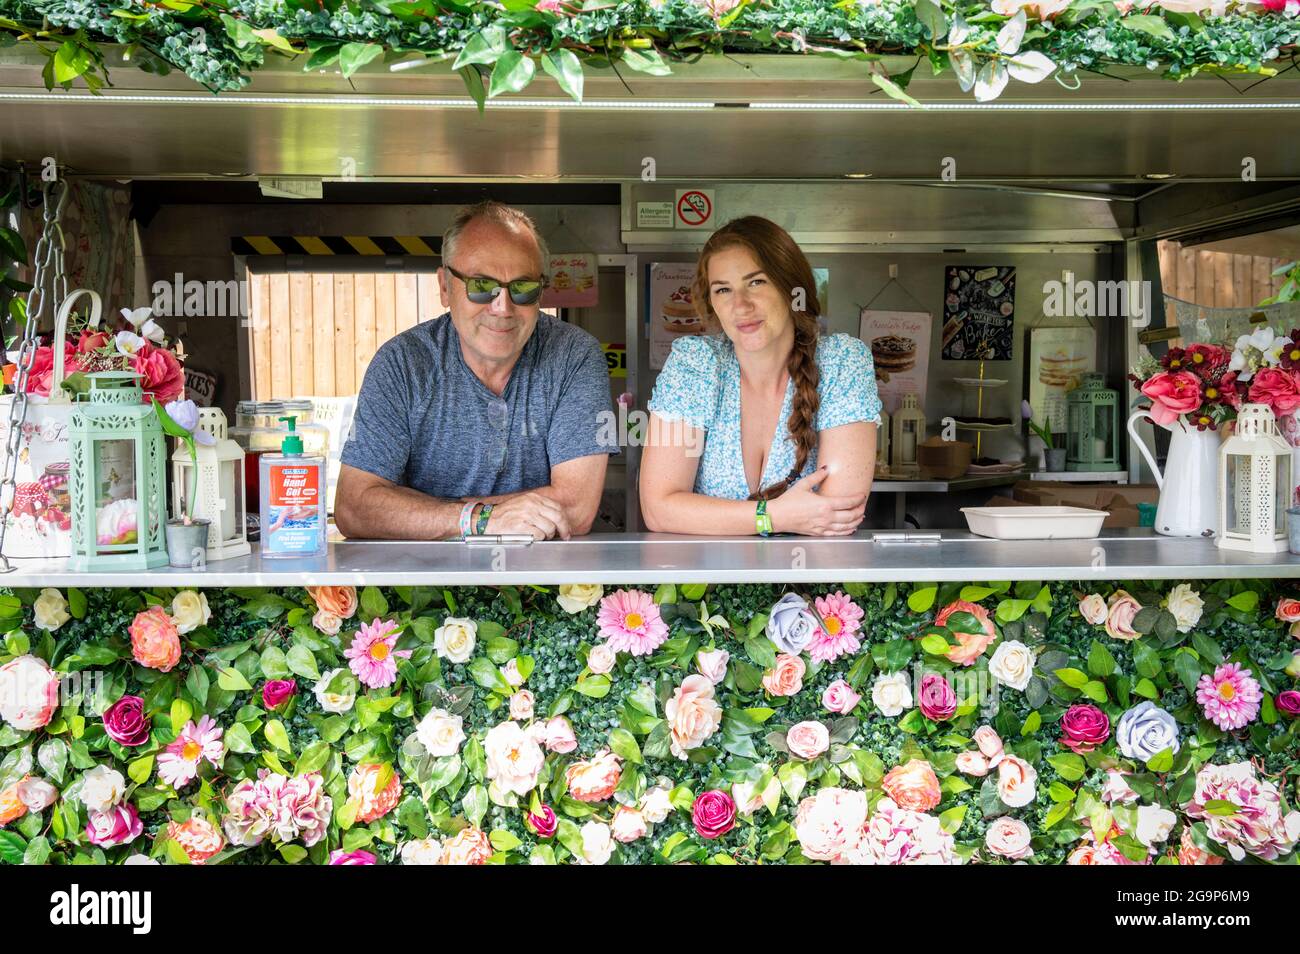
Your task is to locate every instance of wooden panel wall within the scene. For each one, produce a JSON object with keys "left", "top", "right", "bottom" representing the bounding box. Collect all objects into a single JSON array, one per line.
[{"left": 1157, "top": 241, "right": 1290, "bottom": 327}]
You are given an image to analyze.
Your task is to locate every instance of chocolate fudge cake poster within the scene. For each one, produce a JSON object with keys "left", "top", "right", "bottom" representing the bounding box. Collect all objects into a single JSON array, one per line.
[
  {"left": 648, "top": 263, "right": 719, "bottom": 370},
  {"left": 941, "top": 265, "right": 1016, "bottom": 361},
  {"left": 858, "top": 309, "right": 932, "bottom": 414},
  {"left": 541, "top": 252, "right": 598, "bottom": 308}
]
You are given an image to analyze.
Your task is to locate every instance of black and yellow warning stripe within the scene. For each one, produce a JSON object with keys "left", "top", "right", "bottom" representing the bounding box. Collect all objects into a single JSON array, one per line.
[{"left": 231, "top": 235, "right": 442, "bottom": 256}]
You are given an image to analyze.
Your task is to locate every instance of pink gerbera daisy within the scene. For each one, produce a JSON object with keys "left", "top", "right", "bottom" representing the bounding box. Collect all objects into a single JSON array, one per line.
[
  {"left": 1196, "top": 663, "right": 1262, "bottom": 731},
  {"left": 157, "top": 715, "right": 225, "bottom": 789},
  {"left": 344, "top": 618, "right": 412, "bottom": 689},
  {"left": 807, "top": 591, "right": 864, "bottom": 663},
  {"left": 595, "top": 589, "right": 669, "bottom": 656}
]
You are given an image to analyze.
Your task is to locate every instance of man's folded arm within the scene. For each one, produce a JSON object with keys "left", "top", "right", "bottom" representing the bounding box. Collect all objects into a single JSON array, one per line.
[{"left": 334, "top": 464, "right": 466, "bottom": 540}]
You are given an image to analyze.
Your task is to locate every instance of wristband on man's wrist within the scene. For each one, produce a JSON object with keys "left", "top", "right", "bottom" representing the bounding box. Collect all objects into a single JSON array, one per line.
[
  {"left": 459, "top": 501, "right": 479, "bottom": 538},
  {"left": 755, "top": 498, "right": 773, "bottom": 537},
  {"left": 475, "top": 503, "right": 494, "bottom": 535}
]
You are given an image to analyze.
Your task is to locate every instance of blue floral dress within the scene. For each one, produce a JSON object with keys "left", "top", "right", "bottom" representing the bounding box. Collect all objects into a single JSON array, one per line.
[{"left": 647, "top": 333, "right": 883, "bottom": 500}]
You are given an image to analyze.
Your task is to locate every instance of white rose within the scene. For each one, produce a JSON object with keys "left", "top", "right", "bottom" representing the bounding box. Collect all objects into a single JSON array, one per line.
[
  {"left": 1135, "top": 805, "right": 1177, "bottom": 847},
  {"left": 483, "top": 720, "right": 545, "bottom": 796},
  {"left": 578, "top": 820, "right": 614, "bottom": 865},
  {"left": 313, "top": 610, "right": 342, "bottom": 636},
  {"left": 0, "top": 654, "right": 60, "bottom": 730},
  {"left": 871, "top": 671, "right": 913, "bottom": 717},
  {"left": 502, "top": 659, "right": 525, "bottom": 688},
  {"left": 416, "top": 707, "right": 466, "bottom": 757},
  {"left": 123, "top": 854, "right": 159, "bottom": 865},
  {"left": 33, "top": 588, "right": 70, "bottom": 632},
  {"left": 400, "top": 838, "right": 444, "bottom": 865},
  {"left": 509, "top": 689, "right": 535, "bottom": 722},
  {"left": 1101, "top": 770, "right": 1139, "bottom": 804},
  {"left": 989, "top": 640, "right": 1035, "bottom": 691},
  {"left": 610, "top": 806, "right": 648, "bottom": 843},
  {"left": 586, "top": 644, "right": 616, "bottom": 675},
  {"left": 557, "top": 584, "right": 604, "bottom": 614},
  {"left": 434, "top": 617, "right": 477, "bottom": 665},
  {"left": 695, "top": 648, "right": 729, "bottom": 685},
  {"left": 80, "top": 765, "right": 126, "bottom": 813},
  {"left": 640, "top": 786, "right": 673, "bottom": 824},
  {"left": 1164, "top": 583, "right": 1204, "bottom": 634},
  {"left": 170, "top": 590, "right": 211, "bottom": 635},
  {"left": 313, "top": 668, "right": 357, "bottom": 714}
]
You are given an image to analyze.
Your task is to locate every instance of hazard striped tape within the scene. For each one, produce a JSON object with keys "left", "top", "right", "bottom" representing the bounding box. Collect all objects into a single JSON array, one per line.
[{"left": 231, "top": 235, "right": 442, "bottom": 256}]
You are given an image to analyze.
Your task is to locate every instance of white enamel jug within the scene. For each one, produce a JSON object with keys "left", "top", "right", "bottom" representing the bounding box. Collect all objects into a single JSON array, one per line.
[{"left": 1127, "top": 409, "right": 1219, "bottom": 537}]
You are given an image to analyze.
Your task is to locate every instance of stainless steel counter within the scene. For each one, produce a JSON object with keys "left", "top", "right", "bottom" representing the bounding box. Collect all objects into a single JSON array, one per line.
[{"left": 3, "top": 530, "right": 1299, "bottom": 587}]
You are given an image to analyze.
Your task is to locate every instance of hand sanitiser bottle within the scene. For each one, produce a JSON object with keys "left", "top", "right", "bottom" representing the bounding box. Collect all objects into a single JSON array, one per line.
[{"left": 260, "top": 415, "right": 326, "bottom": 558}]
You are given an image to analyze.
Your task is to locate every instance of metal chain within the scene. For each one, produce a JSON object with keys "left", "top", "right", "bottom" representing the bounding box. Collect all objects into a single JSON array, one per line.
[{"left": 0, "top": 177, "right": 68, "bottom": 572}]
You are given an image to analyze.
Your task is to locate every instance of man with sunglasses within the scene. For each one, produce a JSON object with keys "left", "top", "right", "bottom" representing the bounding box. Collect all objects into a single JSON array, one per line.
[{"left": 335, "top": 200, "right": 616, "bottom": 541}]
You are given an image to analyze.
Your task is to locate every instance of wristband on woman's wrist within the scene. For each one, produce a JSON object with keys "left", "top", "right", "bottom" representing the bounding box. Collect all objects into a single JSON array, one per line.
[
  {"left": 459, "top": 501, "right": 479, "bottom": 538},
  {"left": 755, "top": 498, "right": 773, "bottom": 537},
  {"left": 475, "top": 503, "right": 494, "bottom": 535}
]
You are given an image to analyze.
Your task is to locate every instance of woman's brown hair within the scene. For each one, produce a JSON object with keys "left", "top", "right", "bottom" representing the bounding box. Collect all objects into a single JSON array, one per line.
[{"left": 691, "top": 215, "right": 821, "bottom": 501}]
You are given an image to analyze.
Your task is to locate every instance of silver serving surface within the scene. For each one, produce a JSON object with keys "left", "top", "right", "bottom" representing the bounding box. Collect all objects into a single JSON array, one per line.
[{"left": 2, "top": 529, "right": 1299, "bottom": 586}]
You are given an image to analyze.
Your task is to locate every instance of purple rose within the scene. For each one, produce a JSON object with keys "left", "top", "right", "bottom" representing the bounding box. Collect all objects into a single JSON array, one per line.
[
  {"left": 1276, "top": 690, "right": 1300, "bottom": 717},
  {"left": 1060, "top": 704, "right": 1110, "bottom": 754},
  {"left": 692, "top": 789, "right": 736, "bottom": 840},
  {"left": 262, "top": 679, "right": 297, "bottom": 710},
  {"left": 526, "top": 804, "right": 557, "bottom": 839},
  {"left": 918, "top": 673, "right": 957, "bottom": 721},
  {"left": 329, "top": 849, "right": 377, "bottom": 865},
  {"left": 85, "top": 804, "right": 143, "bottom": 848},
  {"left": 103, "top": 695, "right": 151, "bottom": 747}
]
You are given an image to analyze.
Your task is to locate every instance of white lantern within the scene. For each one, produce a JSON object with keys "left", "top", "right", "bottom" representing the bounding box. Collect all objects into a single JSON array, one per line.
[
  {"left": 1217, "top": 403, "right": 1292, "bottom": 554},
  {"left": 890, "top": 394, "right": 925, "bottom": 477},
  {"left": 171, "top": 407, "right": 250, "bottom": 561}
]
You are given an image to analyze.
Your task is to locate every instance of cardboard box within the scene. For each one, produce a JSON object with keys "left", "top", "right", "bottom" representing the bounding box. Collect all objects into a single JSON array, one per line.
[{"left": 1003, "top": 481, "right": 1159, "bottom": 528}]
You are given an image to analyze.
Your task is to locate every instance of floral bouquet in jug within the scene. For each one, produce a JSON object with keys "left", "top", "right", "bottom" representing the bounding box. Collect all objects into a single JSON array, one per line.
[
  {"left": 6, "top": 305, "right": 186, "bottom": 403},
  {"left": 1128, "top": 326, "right": 1300, "bottom": 437}
]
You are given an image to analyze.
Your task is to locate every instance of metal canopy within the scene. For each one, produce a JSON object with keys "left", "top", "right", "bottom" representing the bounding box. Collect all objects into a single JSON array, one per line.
[{"left": 2, "top": 47, "right": 1299, "bottom": 181}]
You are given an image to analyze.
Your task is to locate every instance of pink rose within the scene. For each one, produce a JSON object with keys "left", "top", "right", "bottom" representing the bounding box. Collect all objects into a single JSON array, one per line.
[
  {"left": 85, "top": 804, "right": 143, "bottom": 848},
  {"left": 1105, "top": 590, "right": 1142, "bottom": 641},
  {"left": 526, "top": 804, "right": 557, "bottom": 838},
  {"left": 1078, "top": 594, "right": 1108, "bottom": 625},
  {"left": 762, "top": 653, "right": 806, "bottom": 697},
  {"left": 509, "top": 689, "right": 535, "bottom": 721},
  {"left": 329, "top": 849, "right": 377, "bottom": 865},
  {"left": 1101, "top": 770, "right": 1140, "bottom": 804},
  {"left": 103, "top": 695, "right": 151, "bottom": 747},
  {"left": 973, "top": 726, "right": 1005, "bottom": 761},
  {"left": 997, "top": 755, "right": 1038, "bottom": 808},
  {"left": 881, "top": 758, "right": 942, "bottom": 812},
  {"left": 1248, "top": 367, "right": 1300, "bottom": 419},
  {"left": 610, "top": 805, "right": 648, "bottom": 843},
  {"left": 1060, "top": 704, "right": 1110, "bottom": 753},
  {"left": 1140, "top": 371, "right": 1203, "bottom": 426},
  {"left": 918, "top": 673, "right": 956, "bottom": 721},
  {"left": 131, "top": 343, "right": 185, "bottom": 403},
  {"left": 786, "top": 721, "right": 831, "bottom": 760},
  {"left": 586, "top": 643, "right": 616, "bottom": 675},
  {"left": 822, "top": 678, "right": 862, "bottom": 714},
  {"left": 695, "top": 648, "right": 729, "bottom": 685},
  {"left": 129, "top": 605, "right": 182, "bottom": 672},
  {"left": 691, "top": 789, "right": 736, "bottom": 839},
  {"left": 955, "top": 751, "right": 990, "bottom": 776},
  {"left": 544, "top": 715, "right": 578, "bottom": 754},
  {"left": 985, "top": 817, "right": 1033, "bottom": 859},
  {"left": 22, "top": 342, "right": 78, "bottom": 398},
  {"left": 935, "top": 600, "right": 997, "bottom": 667},
  {"left": 261, "top": 679, "right": 297, "bottom": 710},
  {"left": 0, "top": 655, "right": 60, "bottom": 731}
]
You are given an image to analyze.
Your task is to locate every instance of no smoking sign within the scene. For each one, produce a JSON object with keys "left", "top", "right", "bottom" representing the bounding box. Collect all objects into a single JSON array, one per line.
[{"left": 674, "top": 188, "right": 715, "bottom": 230}]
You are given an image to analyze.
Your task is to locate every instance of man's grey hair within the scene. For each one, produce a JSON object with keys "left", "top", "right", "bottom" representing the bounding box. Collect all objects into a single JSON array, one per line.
[{"left": 441, "top": 200, "right": 550, "bottom": 278}]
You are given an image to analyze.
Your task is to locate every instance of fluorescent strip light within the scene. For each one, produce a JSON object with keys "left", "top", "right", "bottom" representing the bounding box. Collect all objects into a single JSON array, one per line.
[
  {"left": 0, "top": 92, "right": 715, "bottom": 109},
  {"left": 748, "top": 101, "right": 1300, "bottom": 111}
]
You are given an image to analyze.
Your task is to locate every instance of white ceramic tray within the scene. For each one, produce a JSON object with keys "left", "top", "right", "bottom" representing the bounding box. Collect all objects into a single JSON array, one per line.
[{"left": 960, "top": 505, "right": 1109, "bottom": 540}]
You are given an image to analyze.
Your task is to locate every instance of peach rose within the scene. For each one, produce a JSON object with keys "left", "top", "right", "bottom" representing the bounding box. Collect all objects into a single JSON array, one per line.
[
  {"left": 308, "top": 585, "right": 358, "bottom": 620},
  {"left": 1177, "top": 827, "right": 1224, "bottom": 866},
  {"left": 955, "top": 751, "right": 990, "bottom": 777},
  {"left": 0, "top": 779, "right": 29, "bottom": 826},
  {"left": 1276, "top": 597, "right": 1300, "bottom": 623},
  {"left": 1079, "top": 593, "right": 1108, "bottom": 625},
  {"left": 312, "top": 610, "right": 342, "bottom": 636},
  {"left": 167, "top": 815, "right": 224, "bottom": 864},
  {"left": 986, "top": 817, "right": 1034, "bottom": 859},
  {"left": 936, "top": 600, "right": 997, "bottom": 667},
  {"left": 610, "top": 805, "right": 648, "bottom": 843},
  {"left": 786, "top": 721, "right": 831, "bottom": 760},
  {"left": 348, "top": 763, "right": 402, "bottom": 822},
  {"left": 762, "top": 653, "right": 806, "bottom": 697},
  {"left": 997, "top": 755, "right": 1038, "bottom": 808},
  {"left": 881, "top": 758, "right": 942, "bottom": 812},
  {"left": 129, "top": 605, "right": 181, "bottom": 672},
  {"left": 509, "top": 689, "right": 535, "bottom": 721},
  {"left": 586, "top": 643, "right": 616, "bottom": 675},
  {"left": 665, "top": 674, "right": 723, "bottom": 759},
  {"left": 1105, "top": 590, "right": 1142, "bottom": 641},
  {"left": 973, "top": 726, "right": 1005, "bottom": 762},
  {"left": 566, "top": 749, "right": 621, "bottom": 802},
  {"left": 440, "top": 826, "right": 493, "bottom": 865}
]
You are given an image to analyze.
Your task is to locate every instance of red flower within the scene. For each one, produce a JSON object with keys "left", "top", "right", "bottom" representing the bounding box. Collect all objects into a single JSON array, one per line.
[
  {"left": 1218, "top": 371, "right": 1245, "bottom": 410},
  {"left": 1247, "top": 367, "right": 1300, "bottom": 420},
  {"left": 1191, "top": 410, "right": 1217, "bottom": 431},
  {"left": 131, "top": 343, "right": 184, "bottom": 403},
  {"left": 1279, "top": 336, "right": 1300, "bottom": 371},
  {"left": 76, "top": 329, "right": 110, "bottom": 354},
  {"left": 691, "top": 789, "right": 736, "bottom": 840},
  {"left": 1184, "top": 343, "right": 1229, "bottom": 379},
  {"left": 1060, "top": 704, "right": 1110, "bottom": 754},
  {"left": 1161, "top": 347, "right": 1188, "bottom": 372},
  {"left": 1139, "top": 371, "right": 1203, "bottom": 426},
  {"left": 22, "top": 341, "right": 79, "bottom": 397}
]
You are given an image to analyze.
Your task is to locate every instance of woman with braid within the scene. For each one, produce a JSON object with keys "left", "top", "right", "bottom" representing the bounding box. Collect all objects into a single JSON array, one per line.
[{"left": 641, "top": 216, "right": 881, "bottom": 536}]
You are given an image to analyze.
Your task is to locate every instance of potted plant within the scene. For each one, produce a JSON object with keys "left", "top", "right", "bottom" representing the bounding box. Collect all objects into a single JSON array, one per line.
[
  {"left": 1022, "top": 400, "right": 1064, "bottom": 472},
  {"left": 153, "top": 397, "right": 214, "bottom": 567}
]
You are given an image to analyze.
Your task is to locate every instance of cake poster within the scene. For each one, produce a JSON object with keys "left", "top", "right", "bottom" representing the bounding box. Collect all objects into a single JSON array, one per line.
[
  {"left": 858, "top": 309, "right": 933, "bottom": 415},
  {"left": 1028, "top": 326, "right": 1096, "bottom": 433},
  {"left": 941, "top": 265, "right": 1015, "bottom": 361},
  {"left": 541, "top": 253, "right": 598, "bottom": 308},
  {"left": 648, "top": 263, "right": 719, "bottom": 371}
]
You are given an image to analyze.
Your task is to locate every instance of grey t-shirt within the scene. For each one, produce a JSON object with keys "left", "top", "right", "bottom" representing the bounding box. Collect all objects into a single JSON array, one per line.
[{"left": 340, "top": 312, "right": 617, "bottom": 499}]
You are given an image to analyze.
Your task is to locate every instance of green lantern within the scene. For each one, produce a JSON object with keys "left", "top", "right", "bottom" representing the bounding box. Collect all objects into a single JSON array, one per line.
[
  {"left": 1065, "top": 373, "right": 1121, "bottom": 472},
  {"left": 68, "top": 372, "right": 169, "bottom": 571}
]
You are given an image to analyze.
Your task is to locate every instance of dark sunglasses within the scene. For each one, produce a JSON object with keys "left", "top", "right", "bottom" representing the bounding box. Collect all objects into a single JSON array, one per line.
[{"left": 445, "top": 265, "right": 546, "bottom": 305}]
